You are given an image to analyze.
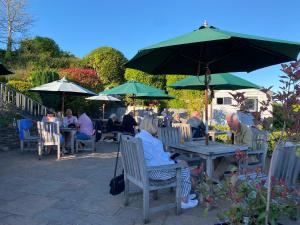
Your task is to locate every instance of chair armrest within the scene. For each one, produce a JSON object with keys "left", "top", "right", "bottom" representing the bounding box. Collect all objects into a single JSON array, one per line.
[
  {"left": 247, "top": 150, "right": 264, "bottom": 155},
  {"left": 147, "top": 164, "right": 182, "bottom": 172},
  {"left": 191, "top": 137, "right": 205, "bottom": 141}
]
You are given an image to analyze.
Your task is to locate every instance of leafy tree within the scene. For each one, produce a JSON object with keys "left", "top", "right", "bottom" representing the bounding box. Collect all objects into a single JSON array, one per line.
[
  {"left": 166, "top": 75, "right": 205, "bottom": 114},
  {"left": 0, "top": 0, "right": 33, "bottom": 55},
  {"left": 3, "top": 36, "right": 77, "bottom": 70},
  {"left": 28, "top": 70, "right": 59, "bottom": 86},
  {"left": 19, "top": 36, "right": 61, "bottom": 57},
  {"left": 84, "top": 47, "right": 127, "bottom": 86},
  {"left": 59, "top": 68, "right": 102, "bottom": 91}
]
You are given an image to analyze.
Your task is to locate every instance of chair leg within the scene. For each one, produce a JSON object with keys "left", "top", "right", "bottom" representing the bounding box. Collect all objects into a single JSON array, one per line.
[
  {"left": 124, "top": 179, "right": 129, "bottom": 206},
  {"left": 38, "top": 142, "right": 42, "bottom": 160},
  {"left": 20, "top": 140, "right": 24, "bottom": 152},
  {"left": 143, "top": 189, "right": 150, "bottom": 224},
  {"left": 57, "top": 145, "right": 60, "bottom": 160},
  {"left": 75, "top": 141, "right": 79, "bottom": 153},
  {"left": 152, "top": 190, "right": 158, "bottom": 200},
  {"left": 176, "top": 169, "right": 182, "bottom": 215}
]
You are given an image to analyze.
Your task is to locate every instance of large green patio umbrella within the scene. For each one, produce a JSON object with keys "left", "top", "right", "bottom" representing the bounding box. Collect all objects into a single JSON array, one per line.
[
  {"left": 0, "top": 64, "right": 12, "bottom": 75},
  {"left": 126, "top": 22, "right": 300, "bottom": 144},
  {"left": 100, "top": 80, "right": 166, "bottom": 112},
  {"left": 170, "top": 73, "right": 259, "bottom": 90},
  {"left": 170, "top": 73, "right": 259, "bottom": 124},
  {"left": 29, "top": 77, "right": 96, "bottom": 113},
  {"left": 134, "top": 91, "right": 174, "bottom": 100}
]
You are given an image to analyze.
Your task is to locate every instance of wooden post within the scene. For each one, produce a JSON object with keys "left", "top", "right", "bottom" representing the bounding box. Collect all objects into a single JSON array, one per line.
[
  {"left": 61, "top": 93, "right": 65, "bottom": 114},
  {"left": 132, "top": 94, "right": 136, "bottom": 115},
  {"left": 102, "top": 103, "right": 105, "bottom": 119}
]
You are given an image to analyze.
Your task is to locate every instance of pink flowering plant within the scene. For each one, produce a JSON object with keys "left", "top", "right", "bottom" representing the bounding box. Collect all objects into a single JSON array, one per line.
[{"left": 215, "top": 168, "right": 299, "bottom": 224}]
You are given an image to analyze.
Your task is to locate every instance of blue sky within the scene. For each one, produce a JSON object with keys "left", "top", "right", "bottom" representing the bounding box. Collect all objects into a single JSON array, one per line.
[{"left": 27, "top": 0, "right": 300, "bottom": 91}]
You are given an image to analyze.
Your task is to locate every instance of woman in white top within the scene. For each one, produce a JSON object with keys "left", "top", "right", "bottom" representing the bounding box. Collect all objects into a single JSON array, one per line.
[
  {"left": 63, "top": 109, "right": 78, "bottom": 127},
  {"left": 135, "top": 116, "right": 198, "bottom": 209}
]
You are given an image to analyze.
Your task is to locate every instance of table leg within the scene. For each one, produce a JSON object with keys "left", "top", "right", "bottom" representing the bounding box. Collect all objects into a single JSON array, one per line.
[
  {"left": 206, "top": 157, "right": 214, "bottom": 178},
  {"left": 71, "top": 132, "right": 75, "bottom": 154}
]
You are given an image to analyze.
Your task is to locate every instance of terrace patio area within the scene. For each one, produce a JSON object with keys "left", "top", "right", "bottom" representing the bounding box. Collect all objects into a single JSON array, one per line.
[{"left": 0, "top": 142, "right": 298, "bottom": 225}]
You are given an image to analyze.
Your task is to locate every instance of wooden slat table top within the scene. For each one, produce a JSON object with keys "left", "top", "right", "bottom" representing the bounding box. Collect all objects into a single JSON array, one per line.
[{"left": 168, "top": 141, "right": 249, "bottom": 156}]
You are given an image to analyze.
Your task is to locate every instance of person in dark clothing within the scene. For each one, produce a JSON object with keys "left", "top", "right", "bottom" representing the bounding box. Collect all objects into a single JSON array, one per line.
[
  {"left": 107, "top": 114, "right": 121, "bottom": 132},
  {"left": 121, "top": 111, "right": 137, "bottom": 135},
  {"left": 94, "top": 120, "right": 103, "bottom": 142}
]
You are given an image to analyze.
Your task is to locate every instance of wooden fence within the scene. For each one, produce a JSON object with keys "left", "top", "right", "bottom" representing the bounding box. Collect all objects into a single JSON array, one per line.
[{"left": 0, "top": 82, "right": 48, "bottom": 117}]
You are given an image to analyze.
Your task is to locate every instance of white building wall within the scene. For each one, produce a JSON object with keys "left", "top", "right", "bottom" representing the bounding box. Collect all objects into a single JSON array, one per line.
[{"left": 209, "top": 89, "right": 273, "bottom": 125}]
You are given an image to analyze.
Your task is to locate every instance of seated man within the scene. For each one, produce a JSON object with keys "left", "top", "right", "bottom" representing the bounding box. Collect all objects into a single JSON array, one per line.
[
  {"left": 214, "top": 112, "right": 256, "bottom": 179},
  {"left": 107, "top": 114, "right": 121, "bottom": 132},
  {"left": 76, "top": 110, "right": 93, "bottom": 140},
  {"left": 121, "top": 111, "right": 137, "bottom": 135},
  {"left": 187, "top": 111, "right": 206, "bottom": 137}
]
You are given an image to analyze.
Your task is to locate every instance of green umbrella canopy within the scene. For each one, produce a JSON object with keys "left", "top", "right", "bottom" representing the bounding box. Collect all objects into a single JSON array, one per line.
[
  {"left": 170, "top": 73, "right": 260, "bottom": 90},
  {"left": 134, "top": 91, "right": 174, "bottom": 100},
  {"left": 0, "top": 64, "right": 12, "bottom": 75},
  {"left": 100, "top": 80, "right": 165, "bottom": 95},
  {"left": 126, "top": 25, "right": 300, "bottom": 75}
]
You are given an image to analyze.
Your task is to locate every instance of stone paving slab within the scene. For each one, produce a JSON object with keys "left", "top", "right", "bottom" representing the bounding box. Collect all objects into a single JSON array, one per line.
[{"left": 0, "top": 142, "right": 298, "bottom": 225}]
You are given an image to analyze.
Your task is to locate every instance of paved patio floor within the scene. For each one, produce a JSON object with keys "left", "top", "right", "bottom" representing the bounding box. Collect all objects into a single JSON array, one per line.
[{"left": 0, "top": 143, "right": 297, "bottom": 225}]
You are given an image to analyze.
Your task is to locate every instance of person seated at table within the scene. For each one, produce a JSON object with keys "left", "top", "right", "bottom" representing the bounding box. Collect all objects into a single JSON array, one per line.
[
  {"left": 214, "top": 113, "right": 259, "bottom": 179},
  {"left": 172, "top": 113, "right": 182, "bottom": 124},
  {"left": 121, "top": 111, "right": 137, "bottom": 135},
  {"left": 136, "top": 116, "right": 198, "bottom": 209},
  {"left": 76, "top": 110, "right": 93, "bottom": 140},
  {"left": 187, "top": 111, "right": 206, "bottom": 137},
  {"left": 63, "top": 109, "right": 77, "bottom": 127},
  {"left": 42, "top": 109, "right": 61, "bottom": 125},
  {"left": 107, "top": 114, "right": 121, "bottom": 132}
]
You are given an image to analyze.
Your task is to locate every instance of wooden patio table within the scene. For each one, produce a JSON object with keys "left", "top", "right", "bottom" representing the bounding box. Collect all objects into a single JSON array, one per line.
[
  {"left": 60, "top": 127, "right": 76, "bottom": 154},
  {"left": 168, "top": 141, "right": 249, "bottom": 178}
]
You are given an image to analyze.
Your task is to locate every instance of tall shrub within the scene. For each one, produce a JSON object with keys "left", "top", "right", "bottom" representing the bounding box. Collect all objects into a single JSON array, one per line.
[
  {"left": 59, "top": 68, "right": 102, "bottom": 91},
  {"left": 84, "top": 47, "right": 127, "bottom": 86}
]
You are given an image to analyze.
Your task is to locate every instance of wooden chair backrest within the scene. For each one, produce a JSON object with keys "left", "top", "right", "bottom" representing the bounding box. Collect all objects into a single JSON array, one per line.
[
  {"left": 252, "top": 130, "right": 269, "bottom": 168},
  {"left": 37, "top": 121, "right": 60, "bottom": 146},
  {"left": 157, "top": 127, "right": 181, "bottom": 146},
  {"left": 271, "top": 143, "right": 300, "bottom": 188},
  {"left": 120, "top": 135, "right": 147, "bottom": 187},
  {"left": 172, "top": 123, "right": 192, "bottom": 141}
]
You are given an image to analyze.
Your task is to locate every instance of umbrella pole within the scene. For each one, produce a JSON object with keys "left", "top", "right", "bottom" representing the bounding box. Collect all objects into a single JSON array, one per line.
[
  {"left": 204, "top": 78, "right": 209, "bottom": 145},
  {"left": 133, "top": 94, "right": 136, "bottom": 115},
  {"left": 102, "top": 103, "right": 105, "bottom": 120},
  {"left": 61, "top": 93, "right": 65, "bottom": 114},
  {"left": 197, "top": 62, "right": 209, "bottom": 145}
]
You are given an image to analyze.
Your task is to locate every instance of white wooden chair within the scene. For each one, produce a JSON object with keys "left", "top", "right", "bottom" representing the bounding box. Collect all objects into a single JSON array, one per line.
[
  {"left": 17, "top": 119, "right": 39, "bottom": 152},
  {"left": 120, "top": 135, "right": 182, "bottom": 223},
  {"left": 75, "top": 135, "right": 96, "bottom": 152},
  {"left": 240, "top": 130, "right": 269, "bottom": 173},
  {"left": 157, "top": 127, "right": 181, "bottom": 148},
  {"left": 270, "top": 143, "right": 300, "bottom": 188},
  {"left": 172, "top": 123, "right": 205, "bottom": 142},
  {"left": 37, "top": 121, "right": 62, "bottom": 160}
]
